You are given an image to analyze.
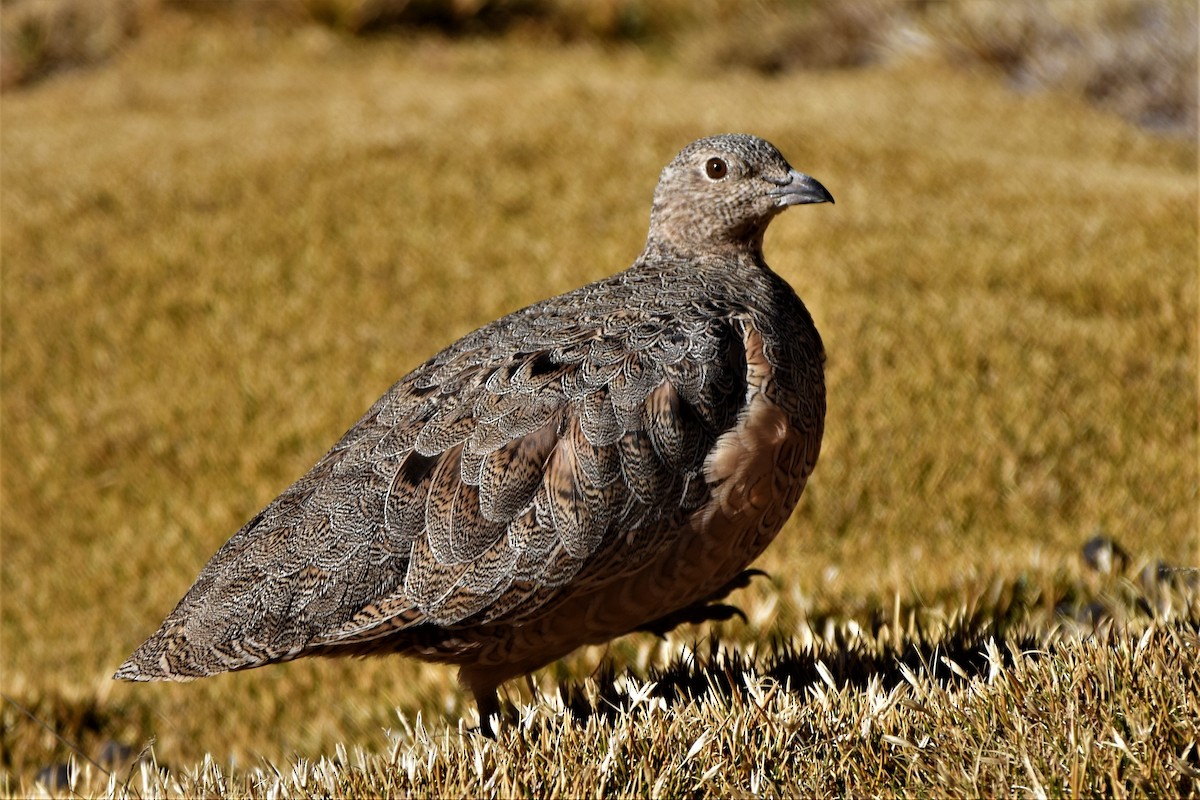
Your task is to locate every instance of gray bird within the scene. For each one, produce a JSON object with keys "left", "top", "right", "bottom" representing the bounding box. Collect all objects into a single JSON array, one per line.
[{"left": 115, "top": 134, "right": 833, "bottom": 736}]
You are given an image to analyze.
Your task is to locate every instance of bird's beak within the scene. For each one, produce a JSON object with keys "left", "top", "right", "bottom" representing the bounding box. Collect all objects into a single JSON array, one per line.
[{"left": 768, "top": 170, "right": 834, "bottom": 207}]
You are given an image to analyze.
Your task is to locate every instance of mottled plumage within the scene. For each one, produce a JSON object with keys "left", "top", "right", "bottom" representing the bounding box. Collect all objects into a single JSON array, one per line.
[{"left": 116, "top": 134, "right": 833, "bottom": 735}]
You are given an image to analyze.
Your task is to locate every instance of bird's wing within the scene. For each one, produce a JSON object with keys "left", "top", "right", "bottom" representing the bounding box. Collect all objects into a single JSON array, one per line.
[{"left": 115, "top": 301, "right": 749, "bottom": 680}]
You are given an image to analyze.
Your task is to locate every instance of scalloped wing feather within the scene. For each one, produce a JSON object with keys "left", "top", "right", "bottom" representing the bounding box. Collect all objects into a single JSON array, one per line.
[{"left": 114, "top": 306, "right": 745, "bottom": 680}]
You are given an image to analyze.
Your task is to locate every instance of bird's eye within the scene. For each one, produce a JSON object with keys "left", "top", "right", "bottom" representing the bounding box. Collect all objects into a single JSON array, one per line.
[{"left": 705, "top": 158, "right": 728, "bottom": 180}]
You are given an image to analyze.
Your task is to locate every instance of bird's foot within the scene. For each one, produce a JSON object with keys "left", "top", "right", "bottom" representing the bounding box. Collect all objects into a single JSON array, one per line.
[{"left": 635, "top": 568, "right": 770, "bottom": 637}]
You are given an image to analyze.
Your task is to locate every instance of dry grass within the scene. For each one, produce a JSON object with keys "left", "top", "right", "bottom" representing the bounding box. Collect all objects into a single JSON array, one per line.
[
  {"left": 2, "top": 0, "right": 1196, "bottom": 136},
  {"left": 13, "top": 581, "right": 1200, "bottom": 797},
  {"left": 2, "top": 14, "right": 1197, "bottom": 798},
  {"left": 7, "top": 576, "right": 1200, "bottom": 796}
]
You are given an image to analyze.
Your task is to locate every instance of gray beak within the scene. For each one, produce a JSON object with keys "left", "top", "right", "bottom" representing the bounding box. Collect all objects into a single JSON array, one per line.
[{"left": 767, "top": 169, "right": 834, "bottom": 207}]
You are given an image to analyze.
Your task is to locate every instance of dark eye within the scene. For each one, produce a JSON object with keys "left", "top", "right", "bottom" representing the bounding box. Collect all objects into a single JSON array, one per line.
[{"left": 705, "top": 157, "right": 728, "bottom": 180}]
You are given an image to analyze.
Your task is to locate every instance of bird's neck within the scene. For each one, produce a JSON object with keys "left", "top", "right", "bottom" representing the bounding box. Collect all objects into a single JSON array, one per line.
[
  {"left": 641, "top": 227, "right": 767, "bottom": 264},
  {"left": 636, "top": 239, "right": 772, "bottom": 282}
]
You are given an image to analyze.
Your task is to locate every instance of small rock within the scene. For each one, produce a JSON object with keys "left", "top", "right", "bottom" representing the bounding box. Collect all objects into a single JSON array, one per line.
[{"left": 1081, "top": 533, "right": 1129, "bottom": 575}]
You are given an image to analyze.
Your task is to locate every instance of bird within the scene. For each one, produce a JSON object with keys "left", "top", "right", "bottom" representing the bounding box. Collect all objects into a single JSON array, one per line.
[{"left": 115, "top": 133, "right": 833, "bottom": 736}]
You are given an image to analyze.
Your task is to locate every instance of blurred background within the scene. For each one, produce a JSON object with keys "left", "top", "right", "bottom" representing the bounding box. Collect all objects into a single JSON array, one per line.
[
  {"left": 2, "top": 0, "right": 1197, "bottom": 787},
  {"left": 4, "top": 0, "right": 1197, "bottom": 135}
]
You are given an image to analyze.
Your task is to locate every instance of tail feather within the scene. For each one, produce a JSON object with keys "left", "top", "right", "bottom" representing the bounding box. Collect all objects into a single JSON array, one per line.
[
  {"left": 113, "top": 630, "right": 209, "bottom": 682},
  {"left": 112, "top": 621, "right": 298, "bottom": 682}
]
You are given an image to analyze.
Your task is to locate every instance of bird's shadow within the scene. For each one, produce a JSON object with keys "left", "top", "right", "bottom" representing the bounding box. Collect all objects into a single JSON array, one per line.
[
  {"left": 543, "top": 561, "right": 1200, "bottom": 732},
  {"left": 552, "top": 611, "right": 1042, "bottom": 731}
]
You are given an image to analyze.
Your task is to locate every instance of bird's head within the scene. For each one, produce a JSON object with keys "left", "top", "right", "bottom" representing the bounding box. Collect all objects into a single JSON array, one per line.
[{"left": 646, "top": 133, "right": 833, "bottom": 258}]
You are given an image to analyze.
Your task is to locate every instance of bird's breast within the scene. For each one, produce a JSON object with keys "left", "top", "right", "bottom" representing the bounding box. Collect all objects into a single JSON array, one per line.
[{"left": 694, "top": 319, "right": 818, "bottom": 571}]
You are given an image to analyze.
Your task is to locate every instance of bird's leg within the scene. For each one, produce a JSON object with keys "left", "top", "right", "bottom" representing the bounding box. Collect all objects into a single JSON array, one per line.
[
  {"left": 524, "top": 673, "right": 539, "bottom": 703},
  {"left": 476, "top": 689, "right": 499, "bottom": 739},
  {"left": 635, "top": 568, "right": 770, "bottom": 637},
  {"left": 460, "top": 667, "right": 501, "bottom": 738}
]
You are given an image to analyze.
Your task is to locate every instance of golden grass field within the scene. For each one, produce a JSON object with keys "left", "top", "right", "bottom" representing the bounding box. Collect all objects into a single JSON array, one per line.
[{"left": 2, "top": 7, "right": 1198, "bottom": 796}]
